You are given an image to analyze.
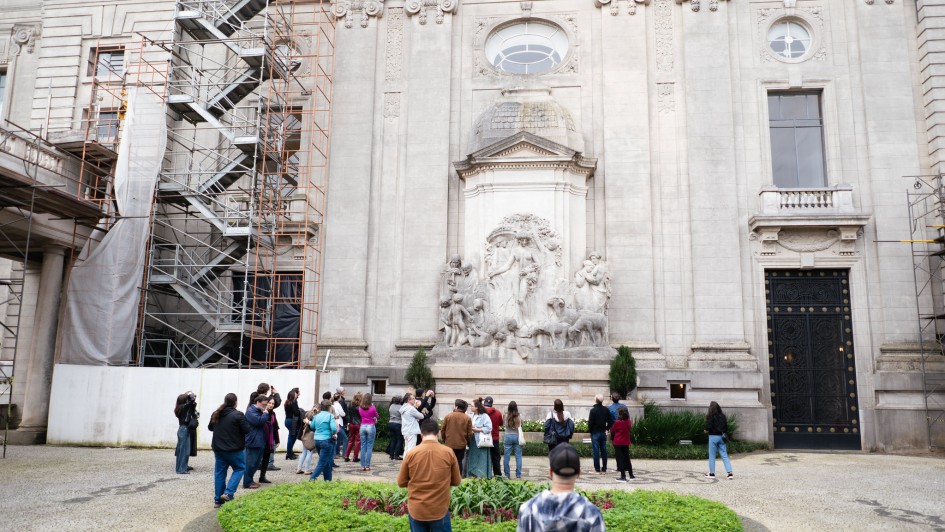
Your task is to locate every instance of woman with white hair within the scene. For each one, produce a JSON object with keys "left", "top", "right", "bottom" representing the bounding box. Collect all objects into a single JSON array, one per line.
[{"left": 587, "top": 394, "right": 613, "bottom": 474}]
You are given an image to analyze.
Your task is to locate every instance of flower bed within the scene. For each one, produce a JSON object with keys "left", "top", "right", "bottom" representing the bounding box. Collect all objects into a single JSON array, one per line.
[{"left": 217, "top": 479, "right": 742, "bottom": 531}]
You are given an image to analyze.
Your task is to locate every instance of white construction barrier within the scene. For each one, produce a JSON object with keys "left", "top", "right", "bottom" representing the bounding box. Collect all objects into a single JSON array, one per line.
[{"left": 47, "top": 364, "right": 340, "bottom": 449}]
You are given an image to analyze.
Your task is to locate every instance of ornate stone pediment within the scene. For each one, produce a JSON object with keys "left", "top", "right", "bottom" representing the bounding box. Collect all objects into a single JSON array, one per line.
[{"left": 454, "top": 131, "right": 597, "bottom": 177}]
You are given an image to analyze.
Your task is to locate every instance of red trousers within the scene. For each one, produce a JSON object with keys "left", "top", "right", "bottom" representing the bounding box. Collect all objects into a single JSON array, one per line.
[{"left": 344, "top": 423, "right": 361, "bottom": 459}]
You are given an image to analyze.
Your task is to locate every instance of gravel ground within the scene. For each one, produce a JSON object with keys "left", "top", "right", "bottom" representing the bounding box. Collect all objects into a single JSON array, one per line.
[{"left": 0, "top": 445, "right": 942, "bottom": 531}]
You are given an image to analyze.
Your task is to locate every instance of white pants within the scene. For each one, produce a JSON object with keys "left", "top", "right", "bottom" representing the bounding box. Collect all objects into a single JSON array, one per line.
[{"left": 403, "top": 433, "right": 420, "bottom": 456}]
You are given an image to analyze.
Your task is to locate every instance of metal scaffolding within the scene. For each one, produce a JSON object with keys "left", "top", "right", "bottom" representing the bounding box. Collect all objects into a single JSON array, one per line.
[
  {"left": 906, "top": 174, "right": 945, "bottom": 449},
  {"left": 136, "top": 0, "right": 334, "bottom": 368}
]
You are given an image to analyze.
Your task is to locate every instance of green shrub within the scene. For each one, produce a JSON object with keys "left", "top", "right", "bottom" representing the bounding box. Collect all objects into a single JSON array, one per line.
[
  {"left": 631, "top": 401, "right": 739, "bottom": 446},
  {"left": 218, "top": 480, "right": 742, "bottom": 532},
  {"left": 609, "top": 345, "right": 637, "bottom": 399},
  {"left": 508, "top": 439, "right": 765, "bottom": 460},
  {"left": 520, "top": 418, "right": 589, "bottom": 433},
  {"left": 405, "top": 347, "right": 435, "bottom": 391}
]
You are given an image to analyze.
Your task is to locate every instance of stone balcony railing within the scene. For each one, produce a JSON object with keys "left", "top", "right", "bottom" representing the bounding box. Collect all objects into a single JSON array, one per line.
[
  {"left": 0, "top": 123, "right": 99, "bottom": 209},
  {"left": 757, "top": 184, "right": 856, "bottom": 216},
  {"left": 749, "top": 184, "right": 871, "bottom": 258}
]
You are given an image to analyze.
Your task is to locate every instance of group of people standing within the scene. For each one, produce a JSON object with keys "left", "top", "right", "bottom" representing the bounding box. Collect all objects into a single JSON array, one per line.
[
  {"left": 440, "top": 396, "right": 526, "bottom": 480},
  {"left": 178, "top": 383, "right": 735, "bottom": 511},
  {"left": 294, "top": 388, "right": 380, "bottom": 481}
]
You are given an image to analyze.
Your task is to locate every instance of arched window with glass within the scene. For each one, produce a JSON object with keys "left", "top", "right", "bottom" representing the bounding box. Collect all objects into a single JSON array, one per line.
[{"left": 484, "top": 21, "right": 569, "bottom": 75}]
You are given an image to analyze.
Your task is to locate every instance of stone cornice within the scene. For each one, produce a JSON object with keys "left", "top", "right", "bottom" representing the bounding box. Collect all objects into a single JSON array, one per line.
[{"left": 594, "top": 0, "right": 729, "bottom": 16}]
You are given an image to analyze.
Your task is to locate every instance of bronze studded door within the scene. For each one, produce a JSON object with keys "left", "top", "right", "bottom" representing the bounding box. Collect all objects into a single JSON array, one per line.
[{"left": 766, "top": 270, "right": 861, "bottom": 450}]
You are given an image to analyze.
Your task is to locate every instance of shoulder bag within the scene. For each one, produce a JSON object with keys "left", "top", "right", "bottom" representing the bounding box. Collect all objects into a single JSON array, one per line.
[
  {"left": 301, "top": 426, "right": 316, "bottom": 451},
  {"left": 543, "top": 418, "right": 558, "bottom": 446},
  {"left": 477, "top": 431, "right": 494, "bottom": 448}
]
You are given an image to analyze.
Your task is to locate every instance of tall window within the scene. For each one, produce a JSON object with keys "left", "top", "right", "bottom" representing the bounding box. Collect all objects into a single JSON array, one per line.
[
  {"left": 89, "top": 48, "right": 124, "bottom": 77},
  {"left": 768, "top": 92, "right": 827, "bottom": 188},
  {"left": 96, "top": 111, "right": 119, "bottom": 141}
]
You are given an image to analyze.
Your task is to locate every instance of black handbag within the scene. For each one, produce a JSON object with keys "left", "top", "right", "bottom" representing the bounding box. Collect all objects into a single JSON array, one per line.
[{"left": 722, "top": 432, "right": 730, "bottom": 443}]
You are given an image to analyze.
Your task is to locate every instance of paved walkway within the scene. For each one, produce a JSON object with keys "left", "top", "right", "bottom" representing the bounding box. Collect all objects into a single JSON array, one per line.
[{"left": 0, "top": 445, "right": 942, "bottom": 531}]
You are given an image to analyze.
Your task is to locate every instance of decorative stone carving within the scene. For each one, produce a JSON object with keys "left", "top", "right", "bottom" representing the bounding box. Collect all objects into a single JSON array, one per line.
[
  {"left": 521, "top": 1, "right": 533, "bottom": 17},
  {"left": 334, "top": 0, "right": 385, "bottom": 29},
  {"left": 405, "top": 0, "right": 458, "bottom": 25},
  {"left": 655, "top": 0, "right": 674, "bottom": 73},
  {"left": 11, "top": 24, "right": 40, "bottom": 55},
  {"left": 657, "top": 83, "right": 674, "bottom": 113},
  {"left": 572, "top": 251, "right": 611, "bottom": 314},
  {"left": 435, "top": 214, "right": 612, "bottom": 353},
  {"left": 383, "top": 92, "right": 401, "bottom": 119},
  {"left": 675, "top": 0, "right": 729, "bottom": 12},
  {"left": 595, "top": 0, "right": 650, "bottom": 16},
  {"left": 385, "top": 8, "right": 404, "bottom": 81}
]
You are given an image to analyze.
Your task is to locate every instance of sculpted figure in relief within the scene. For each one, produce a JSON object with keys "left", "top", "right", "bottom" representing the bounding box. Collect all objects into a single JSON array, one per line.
[
  {"left": 435, "top": 213, "right": 613, "bottom": 351},
  {"left": 487, "top": 230, "right": 548, "bottom": 326},
  {"left": 572, "top": 251, "right": 611, "bottom": 314}
]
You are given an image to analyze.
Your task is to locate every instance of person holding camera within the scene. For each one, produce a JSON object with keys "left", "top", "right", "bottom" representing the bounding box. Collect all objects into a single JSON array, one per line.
[
  {"left": 242, "top": 394, "right": 270, "bottom": 489},
  {"left": 174, "top": 391, "right": 199, "bottom": 474}
]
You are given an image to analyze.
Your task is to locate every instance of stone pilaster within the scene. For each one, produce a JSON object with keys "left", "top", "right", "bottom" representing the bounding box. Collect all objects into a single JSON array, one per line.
[{"left": 16, "top": 246, "right": 65, "bottom": 441}]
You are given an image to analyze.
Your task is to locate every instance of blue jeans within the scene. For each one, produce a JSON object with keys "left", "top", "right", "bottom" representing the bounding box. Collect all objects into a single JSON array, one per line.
[
  {"left": 503, "top": 433, "right": 522, "bottom": 478},
  {"left": 297, "top": 447, "right": 313, "bottom": 472},
  {"left": 310, "top": 439, "right": 334, "bottom": 481},
  {"left": 213, "top": 450, "right": 245, "bottom": 502},
  {"left": 409, "top": 512, "right": 453, "bottom": 532},
  {"left": 591, "top": 432, "right": 608, "bottom": 472},
  {"left": 360, "top": 424, "right": 377, "bottom": 468},
  {"left": 708, "top": 435, "right": 732, "bottom": 475},
  {"left": 335, "top": 425, "right": 348, "bottom": 459},
  {"left": 175, "top": 426, "right": 190, "bottom": 474},
  {"left": 285, "top": 418, "right": 296, "bottom": 456},
  {"left": 243, "top": 446, "right": 264, "bottom": 487}
]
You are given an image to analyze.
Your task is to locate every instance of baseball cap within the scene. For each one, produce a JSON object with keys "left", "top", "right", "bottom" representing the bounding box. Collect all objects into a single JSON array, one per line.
[
  {"left": 549, "top": 443, "right": 581, "bottom": 477},
  {"left": 483, "top": 396, "right": 494, "bottom": 407}
]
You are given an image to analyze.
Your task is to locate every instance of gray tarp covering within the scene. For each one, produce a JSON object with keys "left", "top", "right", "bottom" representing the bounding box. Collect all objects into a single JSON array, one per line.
[{"left": 59, "top": 88, "right": 166, "bottom": 365}]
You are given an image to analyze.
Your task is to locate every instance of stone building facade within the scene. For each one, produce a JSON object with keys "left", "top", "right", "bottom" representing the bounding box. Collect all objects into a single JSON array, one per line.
[
  {"left": 0, "top": 0, "right": 942, "bottom": 450},
  {"left": 319, "top": 0, "right": 944, "bottom": 450}
]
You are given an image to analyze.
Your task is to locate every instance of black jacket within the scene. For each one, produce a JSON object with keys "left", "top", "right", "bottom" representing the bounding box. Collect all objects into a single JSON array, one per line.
[
  {"left": 587, "top": 403, "right": 612, "bottom": 434},
  {"left": 208, "top": 407, "right": 252, "bottom": 453},
  {"left": 284, "top": 399, "right": 301, "bottom": 424},
  {"left": 706, "top": 413, "right": 728, "bottom": 436}
]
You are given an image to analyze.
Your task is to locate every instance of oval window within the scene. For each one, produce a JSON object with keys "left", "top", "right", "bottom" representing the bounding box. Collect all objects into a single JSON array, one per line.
[
  {"left": 768, "top": 20, "right": 811, "bottom": 60},
  {"left": 484, "top": 21, "right": 569, "bottom": 75}
]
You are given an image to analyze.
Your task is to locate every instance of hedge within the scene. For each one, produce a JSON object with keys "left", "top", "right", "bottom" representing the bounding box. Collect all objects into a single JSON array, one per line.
[{"left": 218, "top": 479, "right": 742, "bottom": 532}]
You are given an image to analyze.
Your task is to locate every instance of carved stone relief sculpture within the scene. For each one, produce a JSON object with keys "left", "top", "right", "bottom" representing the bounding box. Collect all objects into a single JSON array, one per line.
[
  {"left": 334, "top": 0, "right": 385, "bottom": 29},
  {"left": 405, "top": 0, "right": 458, "bottom": 25},
  {"left": 436, "top": 214, "right": 611, "bottom": 354}
]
